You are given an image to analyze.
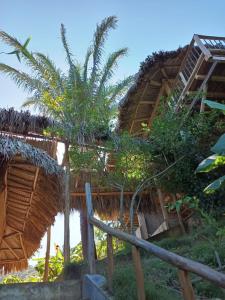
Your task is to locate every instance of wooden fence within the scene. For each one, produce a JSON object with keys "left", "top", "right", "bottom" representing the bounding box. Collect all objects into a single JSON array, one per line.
[{"left": 85, "top": 182, "right": 225, "bottom": 300}]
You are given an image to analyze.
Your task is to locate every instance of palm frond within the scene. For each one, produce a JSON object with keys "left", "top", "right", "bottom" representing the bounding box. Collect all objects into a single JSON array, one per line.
[
  {"left": 90, "top": 16, "right": 117, "bottom": 86},
  {"left": 0, "top": 31, "right": 47, "bottom": 80},
  {"left": 34, "top": 52, "right": 63, "bottom": 91},
  {"left": 60, "top": 24, "right": 74, "bottom": 67},
  {"left": 22, "top": 96, "right": 50, "bottom": 115},
  {"left": 0, "top": 63, "right": 45, "bottom": 93},
  {"left": 0, "top": 31, "right": 25, "bottom": 53},
  {"left": 83, "top": 47, "right": 93, "bottom": 81},
  {"left": 109, "top": 75, "right": 134, "bottom": 103},
  {"left": 97, "top": 48, "right": 128, "bottom": 95}
]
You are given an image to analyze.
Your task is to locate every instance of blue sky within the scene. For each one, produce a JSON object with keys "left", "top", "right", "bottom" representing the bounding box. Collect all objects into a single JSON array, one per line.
[{"left": 1, "top": 0, "right": 225, "bottom": 260}]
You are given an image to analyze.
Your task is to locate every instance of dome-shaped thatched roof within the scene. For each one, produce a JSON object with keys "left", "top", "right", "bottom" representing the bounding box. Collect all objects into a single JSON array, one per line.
[{"left": 0, "top": 136, "right": 63, "bottom": 274}]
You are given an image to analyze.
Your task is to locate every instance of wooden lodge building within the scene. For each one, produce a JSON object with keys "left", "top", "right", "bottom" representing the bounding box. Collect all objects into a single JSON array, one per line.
[{"left": 0, "top": 33, "right": 225, "bottom": 273}]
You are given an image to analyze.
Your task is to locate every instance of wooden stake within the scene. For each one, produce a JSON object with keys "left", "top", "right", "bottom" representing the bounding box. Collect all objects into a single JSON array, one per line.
[
  {"left": 178, "top": 269, "right": 196, "bottom": 300},
  {"left": 107, "top": 234, "right": 114, "bottom": 292},
  {"left": 157, "top": 188, "right": 169, "bottom": 230},
  {"left": 85, "top": 182, "right": 96, "bottom": 274},
  {"left": 43, "top": 226, "right": 51, "bottom": 282},
  {"left": 132, "top": 246, "right": 146, "bottom": 300},
  {"left": 172, "top": 194, "right": 186, "bottom": 234},
  {"left": 64, "top": 142, "right": 70, "bottom": 264}
]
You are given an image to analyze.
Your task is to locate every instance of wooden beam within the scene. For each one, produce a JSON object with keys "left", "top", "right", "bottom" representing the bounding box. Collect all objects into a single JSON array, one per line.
[
  {"left": 139, "top": 100, "right": 155, "bottom": 105},
  {"left": 129, "top": 81, "right": 150, "bottom": 133},
  {"left": 23, "top": 167, "right": 39, "bottom": 231},
  {"left": 89, "top": 215, "right": 225, "bottom": 289},
  {"left": 132, "top": 246, "right": 146, "bottom": 300},
  {"left": 85, "top": 183, "right": 96, "bottom": 274},
  {"left": 156, "top": 188, "right": 169, "bottom": 229},
  {"left": 206, "top": 92, "right": 225, "bottom": 98},
  {"left": 149, "top": 80, "right": 161, "bottom": 87},
  {"left": 195, "top": 75, "right": 225, "bottom": 82},
  {"left": 178, "top": 269, "right": 196, "bottom": 300},
  {"left": 161, "top": 67, "right": 168, "bottom": 79},
  {"left": 147, "top": 84, "right": 165, "bottom": 127},
  {"left": 43, "top": 226, "right": 51, "bottom": 282},
  {"left": 62, "top": 141, "right": 71, "bottom": 265},
  {"left": 2, "top": 239, "right": 20, "bottom": 260},
  {"left": 107, "top": 234, "right": 114, "bottom": 292},
  {"left": 71, "top": 191, "right": 150, "bottom": 197},
  {"left": 134, "top": 117, "right": 149, "bottom": 123}
]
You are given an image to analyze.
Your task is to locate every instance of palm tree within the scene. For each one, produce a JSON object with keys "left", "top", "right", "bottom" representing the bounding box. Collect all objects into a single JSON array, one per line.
[{"left": 0, "top": 16, "right": 133, "bottom": 262}]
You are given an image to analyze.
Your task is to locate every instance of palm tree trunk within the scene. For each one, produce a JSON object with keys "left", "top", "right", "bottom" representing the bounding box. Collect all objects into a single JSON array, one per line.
[
  {"left": 80, "top": 210, "right": 88, "bottom": 260},
  {"left": 43, "top": 226, "right": 51, "bottom": 282}
]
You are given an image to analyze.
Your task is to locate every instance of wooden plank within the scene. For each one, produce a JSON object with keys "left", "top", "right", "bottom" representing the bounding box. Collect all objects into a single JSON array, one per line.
[
  {"left": 132, "top": 246, "right": 146, "bottom": 300},
  {"left": 156, "top": 188, "right": 169, "bottom": 229},
  {"left": 107, "top": 234, "right": 114, "bottom": 292},
  {"left": 89, "top": 215, "right": 225, "bottom": 289},
  {"left": 178, "top": 269, "right": 196, "bottom": 300},
  {"left": 43, "top": 226, "right": 51, "bottom": 282},
  {"left": 195, "top": 75, "right": 225, "bottom": 82},
  {"left": 190, "top": 61, "right": 218, "bottom": 110},
  {"left": 147, "top": 84, "right": 165, "bottom": 127},
  {"left": 85, "top": 182, "right": 96, "bottom": 274},
  {"left": 2, "top": 239, "right": 20, "bottom": 260},
  {"left": 139, "top": 100, "right": 155, "bottom": 105},
  {"left": 64, "top": 164, "right": 71, "bottom": 264},
  {"left": 23, "top": 167, "right": 40, "bottom": 231},
  {"left": 193, "top": 35, "right": 212, "bottom": 60}
]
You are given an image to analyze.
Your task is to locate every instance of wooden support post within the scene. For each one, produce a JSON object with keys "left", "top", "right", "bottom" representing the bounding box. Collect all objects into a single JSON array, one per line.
[
  {"left": 43, "top": 226, "right": 51, "bottom": 282},
  {"left": 178, "top": 269, "right": 196, "bottom": 300},
  {"left": 85, "top": 182, "right": 96, "bottom": 274},
  {"left": 172, "top": 194, "right": 186, "bottom": 234},
  {"left": 200, "top": 84, "right": 207, "bottom": 113},
  {"left": 64, "top": 164, "right": 70, "bottom": 264},
  {"left": 132, "top": 246, "right": 146, "bottom": 300},
  {"left": 107, "top": 234, "right": 114, "bottom": 292},
  {"left": 156, "top": 188, "right": 169, "bottom": 230}
]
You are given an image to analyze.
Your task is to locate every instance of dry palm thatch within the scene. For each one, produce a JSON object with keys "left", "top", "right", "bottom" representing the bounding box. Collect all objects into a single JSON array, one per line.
[
  {"left": 0, "top": 136, "right": 63, "bottom": 274},
  {"left": 118, "top": 47, "right": 188, "bottom": 135},
  {"left": 0, "top": 107, "right": 56, "bottom": 137}
]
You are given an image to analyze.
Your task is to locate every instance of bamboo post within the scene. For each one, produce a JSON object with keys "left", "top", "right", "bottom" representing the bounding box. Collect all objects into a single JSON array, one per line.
[
  {"left": 178, "top": 269, "right": 196, "bottom": 300},
  {"left": 85, "top": 182, "right": 96, "bottom": 274},
  {"left": 43, "top": 226, "right": 51, "bottom": 282},
  {"left": 156, "top": 188, "right": 169, "bottom": 230},
  {"left": 107, "top": 234, "right": 114, "bottom": 292},
  {"left": 132, "top": 246, "right": 146, "bottom": 300}
]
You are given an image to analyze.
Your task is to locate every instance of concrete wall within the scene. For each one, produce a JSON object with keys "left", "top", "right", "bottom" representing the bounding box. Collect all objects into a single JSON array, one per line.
[
  {"left": 82, "top": 274, "right": 112, "bottom": 300},
  {"left": 0, "top": 279, "right": 81, "bottom": 300}
]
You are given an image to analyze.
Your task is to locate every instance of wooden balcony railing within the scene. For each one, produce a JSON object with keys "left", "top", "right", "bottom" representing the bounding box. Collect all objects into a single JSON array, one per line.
[
  {"left": 172, "top": 34, "right": 225, "bottom": 111},
  {"left": 85, "top": 182, "right": 225, "bottom": 300}
]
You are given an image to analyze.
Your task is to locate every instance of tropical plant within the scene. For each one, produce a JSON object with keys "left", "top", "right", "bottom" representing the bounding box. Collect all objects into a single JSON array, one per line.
[
  {"left": 0, "top": 16, "right": 133, "bottom": 144},
  {"left": 196, "top": 99, "right": 225, "bottom": 194},
  {"left": 0, "top": 16, "right": 133, "bottom": 259}
]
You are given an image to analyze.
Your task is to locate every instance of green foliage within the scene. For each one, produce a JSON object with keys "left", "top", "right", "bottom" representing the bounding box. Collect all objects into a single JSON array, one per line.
[
  {"left": 94, "top": 226, "right": 125, "bottom": 259},
  {"left": 34, "top": 246, "right": 64, "bottom": 281},
  {"left": 196, "top": 100, "right": 225, "bottom": 195},
  {"left": 2, "top": 275, "right": 40, "bottom": 284},
  {"left": 0, "top": 17, "right": 133, "bottom": 144},
  {"left": 147, "top": 98, "right": 221, "bottom": 196}
]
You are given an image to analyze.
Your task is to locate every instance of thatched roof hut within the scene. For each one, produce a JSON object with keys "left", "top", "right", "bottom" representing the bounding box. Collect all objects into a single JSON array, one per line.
[
  {"left": 0, "top": 107, "right": 55, "bottom": 137},
  {"left": 118, "top": 47, "right": 188, "bottom": 135},
  {"left": 0, "top": 135, "right": 63, "bottom": 274}
]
